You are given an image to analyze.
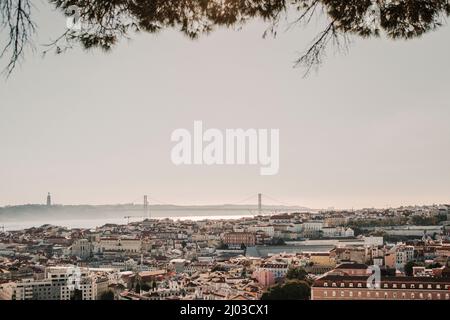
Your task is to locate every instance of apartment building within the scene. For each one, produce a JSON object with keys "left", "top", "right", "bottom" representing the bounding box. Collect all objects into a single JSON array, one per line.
[
  {"left": 332, "top": 263, "right": 369, "bottom": 276},
  {"left": 0, "top": 266, "right": 96, "bottom": 300},
  {"left": 94, "top": 238, "right": 142, "bottom": 254},
  {"left": 252, "top": 269, "right": 275, "bottom": 287},
  {"left": 395, "top": 245, "right": 415, "bottom": 270},
  {"left": 257, "top": 263, "right": 289, "bottom": 279},
  {"left": 312, "top": 274, "right": 450, "bottom": 300},
  {"left": 71, "top": 239, "right": 92, "bottom": 259},
  {"left": 223, "top": 232, "right": 256, "bottom": 247},
  {"left": 303, "top": 221, "right": 324, "bottom": 237},
  {"left": 247, "top": 225, "right": 275, "bottom": 237}
]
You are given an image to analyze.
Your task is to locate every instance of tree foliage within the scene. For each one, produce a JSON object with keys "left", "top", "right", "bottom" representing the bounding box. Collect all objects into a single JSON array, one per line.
[
  {"left": 286, "top": 267, "right": 308, "bottom": 281},
  {"left": 1, "top": 0, "right": 449, "bottom": 76},
  {"left": 99, "top": 290, "right": 115, "bottom": 300},
  {"left": 404, "top": 261, "right": 418, "bottom": 276},
  {"left": 261, "top": 280, "right": 311, "bottom": 300}
]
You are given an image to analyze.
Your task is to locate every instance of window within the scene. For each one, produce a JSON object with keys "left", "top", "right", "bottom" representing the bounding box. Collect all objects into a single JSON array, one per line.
[
  {"left": 340, "top": 283, "right": 345, "bottom": 288},
  {"left": 392, "top": 284, "right": 397, "bottom": 288},
  {"left": 419, "top": 284, "right": 423, "bottom": 288},
  {"left": 349, "top": 283, "right": 353, "bottom": 288},
  {"left": 401, "top": 284, "right": 406, "bottom": 288},
  {"left": 410, "top": 284, "right": 415, "bottom": 289},
  {"left": 436, "top": 285, "right": 441, "bottom": 289},
  {"left": 357, "top": 283, "right": 362, "bottom": 288},
  {"left": 324, "top": 282, "right": 328, "bottom": 287},
  {"left": 383, "top": 284, "right": 388, "bottom": 288}
]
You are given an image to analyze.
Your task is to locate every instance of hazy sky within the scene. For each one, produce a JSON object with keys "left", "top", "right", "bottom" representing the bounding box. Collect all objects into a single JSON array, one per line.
[{"left": 0, "top": 3, "right": 449, "bottom": 209}]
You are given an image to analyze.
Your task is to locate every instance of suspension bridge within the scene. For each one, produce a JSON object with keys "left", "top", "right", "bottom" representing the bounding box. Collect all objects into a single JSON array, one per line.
[{"left": 123, "top": 193, "right": 307, "bottom": 223}]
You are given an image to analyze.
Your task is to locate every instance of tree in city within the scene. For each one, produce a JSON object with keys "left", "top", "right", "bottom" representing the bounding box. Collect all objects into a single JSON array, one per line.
[
  {"left": 212, "top": 264, "right": 227, "bottom": 272},
  {"left": 99, "top": 290, "right": 115, "bottom": 300},
  {"left": 135, "top": 283, "right": 141, "bottom": 293},
  {"left": 70, "top": 289, "right": 83, "bottom": 300},
  {"left": 404, "top": 261, "right": 419, "bottom": 276},
  {"left": 286, "top": 267, "right": 308, "bottom": 281},
  {"left": 141, "top": 283, "right": 151, "bottom": 291},
  {"left": 217, "top": 242, "right": 228, "bottom": 250},
  {"left": 426, "top": 262, "right": 442, "bottom": 269},
  {"left": 261, "top": 280, "right": 311, "bottom": 300}
]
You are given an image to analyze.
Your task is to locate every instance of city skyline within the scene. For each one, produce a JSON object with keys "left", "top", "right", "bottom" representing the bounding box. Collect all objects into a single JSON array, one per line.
[
  {"left": 0, "top": 192, "right": 448, "bottom": 211},
  {"left": 1, "top": 0, "right": 449, "bottom": 307}
]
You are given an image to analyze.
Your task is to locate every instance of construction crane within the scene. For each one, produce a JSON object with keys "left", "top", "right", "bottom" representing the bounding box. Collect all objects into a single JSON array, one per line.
[{"left": 124, "top": 215, "right": 146, "bottom": 224}]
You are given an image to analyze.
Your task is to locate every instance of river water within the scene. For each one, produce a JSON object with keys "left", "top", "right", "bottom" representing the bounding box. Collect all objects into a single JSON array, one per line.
[{"left": 0, "top": 210, "right": 254, "bottom": 231}]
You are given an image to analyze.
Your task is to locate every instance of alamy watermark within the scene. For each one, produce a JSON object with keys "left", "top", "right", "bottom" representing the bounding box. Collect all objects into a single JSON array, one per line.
[
  {"left": 367, "top": 265, "right": 381, "bottom": 289},
  {"left": 66, "top": 5, "right": 82, "bottom": 31},
  {"left": 65, "top": 266, "right": 82, "bottom": 291},
  {"left": 171, "top": 121, "right": 280, "bottom": 175},
  {"left": 364, "top": 0, "right": 382, "bottom": 32}
]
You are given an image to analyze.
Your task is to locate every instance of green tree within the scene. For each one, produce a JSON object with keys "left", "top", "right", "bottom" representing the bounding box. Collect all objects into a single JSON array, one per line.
[
  {"left": 426, "top": 262, "right": 442, "bottom": 269},
  {"left": 404, "top": 261, "right": 418, "bottom": 276},
  {"left": 71, "top": 289, "right": 83, "bottom": 300},
  {"left": 141, "top": 283, "right": 151, "bottom": 291},
  {"left": 261, "top": 280, "right": 311, "bottom": 300},
  {"left": 286, "top": 267, "right": 308, "bottom": 281},
  {"left": 99, "top": 290, "right": 115, "bottom": 300},
  {"left": 217, "top": 242, "right": 228, "bottom": 250}
]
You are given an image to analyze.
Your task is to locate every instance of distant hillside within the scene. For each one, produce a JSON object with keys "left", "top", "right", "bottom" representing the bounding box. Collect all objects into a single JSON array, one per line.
[{"left": 0, "top": 204, "right": 311, "bottom": 222}]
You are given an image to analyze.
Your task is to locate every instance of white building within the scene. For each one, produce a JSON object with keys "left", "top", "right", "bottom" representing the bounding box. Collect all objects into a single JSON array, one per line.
[
  {"left": 247, "top": 225, "right": 275, "bottom": 237},
  {"left": 258, "top": 263, "right": 289, "bottom": 279},
  {"left": 395, "top": 245, "right": 415, "bottom": 270},
  {"left": 0, "top": 266, "right": 96, "bottom": 300},
  {"left": 71, "top": 239, "right": 92, "bottom": 259},
  {"left": 363, "top": 236, "right": 384, "bottom": 247},
  {"left": 94, "top": 238, "right": 141, "bottom": 254},
  {"left": 303, "top": 221, "right": 324, "bottom": 237}
]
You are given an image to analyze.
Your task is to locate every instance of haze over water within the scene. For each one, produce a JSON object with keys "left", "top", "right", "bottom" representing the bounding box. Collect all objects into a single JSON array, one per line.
[{"left": 1, "top": 210, "right": 254, "bottom": 231}]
